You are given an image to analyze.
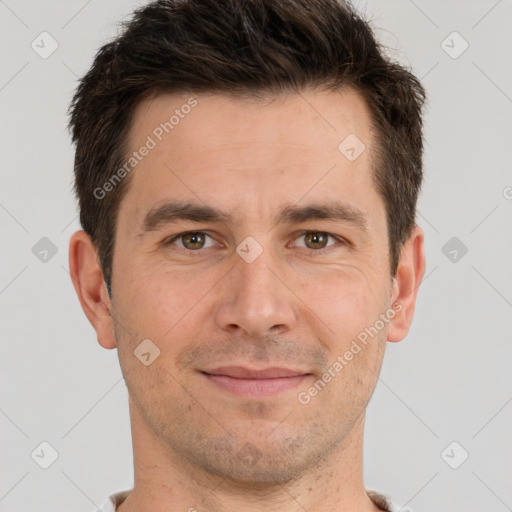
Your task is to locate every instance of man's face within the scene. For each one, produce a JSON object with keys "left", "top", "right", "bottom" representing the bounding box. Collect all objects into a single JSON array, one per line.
[{"left": 110, "top": 89, "right": 396, "bottom": 483}]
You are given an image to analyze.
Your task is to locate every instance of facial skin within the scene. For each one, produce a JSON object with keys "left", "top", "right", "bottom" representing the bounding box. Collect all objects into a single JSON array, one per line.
[{"left": 69, "top": 88, "right": 425, "bottom": 512}]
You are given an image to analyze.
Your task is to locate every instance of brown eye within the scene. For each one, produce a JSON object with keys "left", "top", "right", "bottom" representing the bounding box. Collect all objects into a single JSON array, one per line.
[
  {"left": 167, "top": 231, "right": 215, "bottom": 251},
  {"left": 291, "top": 231, "right": 344, "bottom": 254},
  {"left": 303, "top": 232, "right": 330, "bottom": 249},
  {"left": 181, "top": 232, "right": 205, "bottom": 249}
]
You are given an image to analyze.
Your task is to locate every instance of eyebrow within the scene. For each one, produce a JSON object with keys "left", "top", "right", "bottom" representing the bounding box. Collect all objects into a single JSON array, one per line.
[{"left": 139, "top": 200, "right": 368, "bottom": 233}]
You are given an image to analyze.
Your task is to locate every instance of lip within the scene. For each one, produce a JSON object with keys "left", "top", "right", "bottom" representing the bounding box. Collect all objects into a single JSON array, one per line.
[
  {"left": 205, "top": 366, "right": 307, "bottom": 379},
  {"left": 201, "top": 366, "right": 311, "bottom": 398}
]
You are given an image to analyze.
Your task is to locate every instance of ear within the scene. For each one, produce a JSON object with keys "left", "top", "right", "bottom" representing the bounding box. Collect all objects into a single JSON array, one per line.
[
  {"left": 68, "top": 230, "right": 117, "bottom": 349},
  {"left": 387, "top": 225, "right": 426, "bottom": 343}
]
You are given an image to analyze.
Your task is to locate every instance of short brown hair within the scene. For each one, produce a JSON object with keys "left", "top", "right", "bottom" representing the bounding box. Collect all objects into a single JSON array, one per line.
[{"left": 68, "top": 0, "right": 426, "bottom": 295}]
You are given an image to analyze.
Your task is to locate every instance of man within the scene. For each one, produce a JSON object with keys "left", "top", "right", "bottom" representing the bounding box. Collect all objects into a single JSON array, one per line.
[{"left": 67, "top": 0, "right": 426, "bottom": 510}]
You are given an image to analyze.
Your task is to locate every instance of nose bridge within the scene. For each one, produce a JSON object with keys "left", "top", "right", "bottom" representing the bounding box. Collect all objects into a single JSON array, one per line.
[
  {"left": 236, "top": 244, "right": 280, "bottom": 298},
  {"left": 214, "top": 240, "right": 297, "bottom": 336}
]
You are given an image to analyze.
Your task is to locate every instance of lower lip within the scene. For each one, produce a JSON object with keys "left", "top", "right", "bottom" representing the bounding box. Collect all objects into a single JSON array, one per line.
[{"left": 203, "top": 373, "right": 309, "bottom": 398}]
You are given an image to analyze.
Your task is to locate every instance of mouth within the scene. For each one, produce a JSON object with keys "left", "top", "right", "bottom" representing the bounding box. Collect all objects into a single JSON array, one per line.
[{"left": 200, "top": 366, "right": 312, "bottom": 398}]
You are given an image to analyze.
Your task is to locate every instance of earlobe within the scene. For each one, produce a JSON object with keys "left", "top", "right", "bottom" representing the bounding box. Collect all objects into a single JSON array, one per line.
[
  {"left": 387, "top": 225, "right": 426, "bottom": 343},
  {"left": 68, "top": 230, "right": 117, "bottom": 349}
]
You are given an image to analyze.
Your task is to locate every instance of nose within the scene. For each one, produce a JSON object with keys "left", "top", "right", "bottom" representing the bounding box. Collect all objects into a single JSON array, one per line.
[{"left": 213, "top": 244, "right": 298, "bottom": 338}]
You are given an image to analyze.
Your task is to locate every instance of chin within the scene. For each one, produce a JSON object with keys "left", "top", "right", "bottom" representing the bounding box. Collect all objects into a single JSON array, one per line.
[{"left": 182, "top": 433, "right": 331, "bottom": 487}]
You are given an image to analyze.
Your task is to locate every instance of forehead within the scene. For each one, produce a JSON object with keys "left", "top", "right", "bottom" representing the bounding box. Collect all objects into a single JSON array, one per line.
[
  {"left": 119, "top": 88, "right": 381, "bottom": 229},
  {"left": 128, "top": 87, "right": 373, "bottom": 156}
]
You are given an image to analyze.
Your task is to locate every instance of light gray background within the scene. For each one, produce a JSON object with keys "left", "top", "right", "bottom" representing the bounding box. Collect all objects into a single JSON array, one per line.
[{"left": 1, "top": 0, "right": 511, "bottom": 511}]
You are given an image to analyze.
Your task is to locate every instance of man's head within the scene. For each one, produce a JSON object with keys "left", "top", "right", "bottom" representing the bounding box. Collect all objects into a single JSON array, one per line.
[
  {"left": 68, "top": 0, "right": 426, "bottom": 295},
  {"left": 68, "top": 0, "right": 426, "bottom": 490}
]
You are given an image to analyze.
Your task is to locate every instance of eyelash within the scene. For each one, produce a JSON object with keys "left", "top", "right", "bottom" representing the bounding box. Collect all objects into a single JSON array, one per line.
[{"left": 164, "top": 230, "right": 348, "bottom": 256}]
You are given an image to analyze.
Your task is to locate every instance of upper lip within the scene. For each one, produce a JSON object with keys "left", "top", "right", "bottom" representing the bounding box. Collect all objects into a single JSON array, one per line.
[{"left": 202, "top": 366, "right": 308, "bottom": 379}]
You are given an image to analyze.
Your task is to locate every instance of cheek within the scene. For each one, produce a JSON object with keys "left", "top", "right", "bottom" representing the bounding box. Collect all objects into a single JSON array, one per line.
[
  {"left": 294, "top": 262, "right": 388, "bottom": 342},
  {"left": 115, "top": 260, "right": 220, "bottom": 342},
  {"left": 302, "top": 268, "right": 388, "bottom": 407}
]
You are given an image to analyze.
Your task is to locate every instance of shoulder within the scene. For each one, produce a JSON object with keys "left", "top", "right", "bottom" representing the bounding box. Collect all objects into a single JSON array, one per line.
[
  {"left": 367, "top": 489, "right": 414, "bottom": 512},
  {"left": 96, "top": 489, "right": 131, "bottom": 512}
]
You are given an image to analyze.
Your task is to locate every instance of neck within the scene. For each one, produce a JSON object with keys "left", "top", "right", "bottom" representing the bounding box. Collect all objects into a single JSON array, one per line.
[{"left": 118, "top": 400, "right": 381, "bottom": 512}]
